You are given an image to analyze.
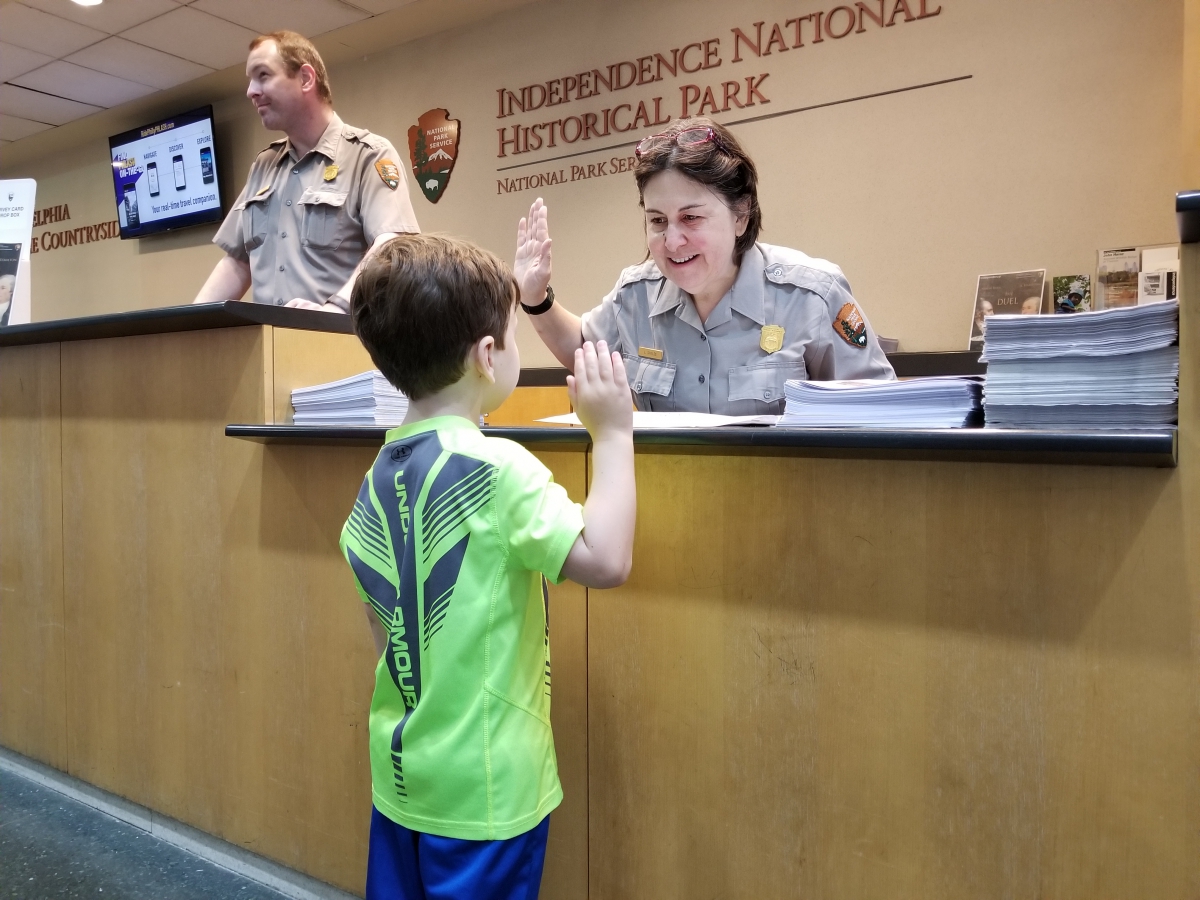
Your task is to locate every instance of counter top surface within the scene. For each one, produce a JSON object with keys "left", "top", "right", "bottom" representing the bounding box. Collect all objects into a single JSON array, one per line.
[
  {"left": 0, "top": 301, "right": 353, "bottom": 346},
  {"left": 225, "top": 423, "right": 1178, "bottom": 467}
]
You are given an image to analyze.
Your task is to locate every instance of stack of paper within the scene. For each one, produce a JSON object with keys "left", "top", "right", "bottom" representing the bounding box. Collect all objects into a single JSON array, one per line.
[
  {"left": 981, "top": 301, "right": 1178, "bottom": 428},
  {"left": 291, "top": 371, "right": 409, "bottom": 426},
  {"left": 779, "top": 377, "right": 983, "bottom": 428}
]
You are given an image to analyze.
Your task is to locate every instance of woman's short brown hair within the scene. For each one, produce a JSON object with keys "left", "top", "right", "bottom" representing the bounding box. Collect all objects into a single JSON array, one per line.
[
  {"left": 633, "top": 117, "right": 761, "bottom": 262},
  {"left": 351, "top": 234, "right": 519, "bottom": 400},
  {"left": 249, "top": 31, "right": 332, "bottom": 105}
]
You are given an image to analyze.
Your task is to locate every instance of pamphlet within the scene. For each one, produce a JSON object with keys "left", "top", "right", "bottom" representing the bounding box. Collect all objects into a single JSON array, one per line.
[
  {"left": 1052, "top": 275, "right": 1092, "bottom": 314},
  {"left": 1096, "top": 247, "right": 1139, "bottom": 309},
  {"left": 0, "top": 179, "right": 35, "bottom": 326},
  {"left": 968, "top": 269, "right": 1046, "bottom": 350}
]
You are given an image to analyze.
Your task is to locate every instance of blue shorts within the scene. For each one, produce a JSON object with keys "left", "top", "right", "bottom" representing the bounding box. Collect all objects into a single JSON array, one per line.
[{"left": 365, "top": 807, "right": 550, "bottom": 900}]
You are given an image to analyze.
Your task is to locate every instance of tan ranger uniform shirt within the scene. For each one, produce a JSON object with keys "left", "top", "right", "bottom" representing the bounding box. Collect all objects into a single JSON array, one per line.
[
  {"left": 581, "top": 243, "right": 895, "bottom": 415},
  {"left": 214, "top": 114, "right": 419, "bottom": 307}
]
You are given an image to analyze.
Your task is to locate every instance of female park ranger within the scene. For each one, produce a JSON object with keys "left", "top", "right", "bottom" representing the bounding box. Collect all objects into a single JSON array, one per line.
[{"left": 512, "top": 117, "right": 894, "bottom": 414}]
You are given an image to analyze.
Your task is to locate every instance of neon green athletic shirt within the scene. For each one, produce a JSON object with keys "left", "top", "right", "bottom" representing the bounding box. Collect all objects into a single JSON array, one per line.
[{"left": 340, "top": 416, "right": 584, "bottom": 840}]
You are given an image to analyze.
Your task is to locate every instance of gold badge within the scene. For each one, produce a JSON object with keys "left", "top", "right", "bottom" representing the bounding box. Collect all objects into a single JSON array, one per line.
[
  {"left": 759, "top": 325, "right": 785, "bottom": 354},
  {"left": 375, "top": 159, "right": 400, "bottom": 190},
  {"left": 834, "top": 302, "right": 868, "bottom": 348},
  {"left": 323, "top": 164, "right": 338, "bottom": 182},
  {"left": 638, "top": 347, "right": 664, "bottom": 360}
]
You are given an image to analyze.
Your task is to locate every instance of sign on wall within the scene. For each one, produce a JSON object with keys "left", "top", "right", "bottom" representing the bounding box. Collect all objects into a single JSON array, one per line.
[
  {"left": 408, "top": 109, "right": 461, "bottom": 204},
  {"left": 0, "top": 179, "right": 36, "bottom": 327}
]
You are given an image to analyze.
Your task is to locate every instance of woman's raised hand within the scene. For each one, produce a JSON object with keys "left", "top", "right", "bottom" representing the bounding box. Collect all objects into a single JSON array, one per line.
[{"left": 513, "top": 197, "right": 553, "bottom": 306}]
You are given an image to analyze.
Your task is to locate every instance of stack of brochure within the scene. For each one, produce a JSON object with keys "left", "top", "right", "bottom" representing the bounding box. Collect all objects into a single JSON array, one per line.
[
  {"left": 981, "top": 301, "right": 1178, "bottom": 428},
  {"left": 779, "top": 377, "right": 983, "bottom": 428},
  {"left": 291, "top": 370, "right": 409, "bottom": 426}
]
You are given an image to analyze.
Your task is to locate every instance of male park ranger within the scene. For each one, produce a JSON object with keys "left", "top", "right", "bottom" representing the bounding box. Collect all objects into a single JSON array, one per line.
[{"left": 194, "top": 31, "right": 419, "bottom": 311}]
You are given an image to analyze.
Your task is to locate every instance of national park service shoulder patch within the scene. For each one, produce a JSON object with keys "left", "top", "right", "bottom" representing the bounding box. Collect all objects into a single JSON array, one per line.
[
  {"left": 833, "top": 302, "right": 868, "bottom": 348},
  {"left": 375, "top": 159, "right": 400, "bottom": 190}
]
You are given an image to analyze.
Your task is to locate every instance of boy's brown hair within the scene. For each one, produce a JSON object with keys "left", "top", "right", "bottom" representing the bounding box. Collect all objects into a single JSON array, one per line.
[
  {"left": 351, "top": 234, "right": 519, "bottom": 400},
  {"left": 249, "top": 31, "right": 333, "bottom": 105}
]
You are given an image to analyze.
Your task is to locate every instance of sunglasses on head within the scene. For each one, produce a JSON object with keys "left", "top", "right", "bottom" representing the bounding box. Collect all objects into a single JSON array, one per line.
[{"left": 634, "top": 126, "right": 725, "bottom": 158}]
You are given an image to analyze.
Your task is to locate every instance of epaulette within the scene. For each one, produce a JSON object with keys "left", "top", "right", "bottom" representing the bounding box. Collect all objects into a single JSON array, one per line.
[{"left": 615, "top": 258, "right": 664, "bottom": 289}]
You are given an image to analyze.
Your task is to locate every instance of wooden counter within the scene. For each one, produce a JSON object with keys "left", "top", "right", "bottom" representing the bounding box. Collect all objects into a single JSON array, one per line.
[{"left": 3, "top": 277, "right": 1199, "bottom": 900}]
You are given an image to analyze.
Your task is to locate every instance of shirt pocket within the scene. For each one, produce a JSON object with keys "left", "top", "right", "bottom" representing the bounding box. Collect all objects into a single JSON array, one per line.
[
  {"left": 624, "top": 355, "right": 676, "bottom": 412},
  {"left": 728, "top": 361, "right": 806, "bottom": 406},
  {"left": 237, "top": 187, "right": 273, "bottom": 252},
  {"left": 299, "top": 187, "right": 352, "bottom": 249}
]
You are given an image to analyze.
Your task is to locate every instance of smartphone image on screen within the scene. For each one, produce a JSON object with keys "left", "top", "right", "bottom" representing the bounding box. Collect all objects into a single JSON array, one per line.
[
  {"left": 173, "top": 154, "right": 185, "bottom": 191},
  {"left": 147, "top": 162, "right": 159, "bottom": 196},
  {"left": 124, "top": 184, "right": 140, "bottom": 229},
  {"left": 200, "top": 146, "right": 214, "bottom": 184}
]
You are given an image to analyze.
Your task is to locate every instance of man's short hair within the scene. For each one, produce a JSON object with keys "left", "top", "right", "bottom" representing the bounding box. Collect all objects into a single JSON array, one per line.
[
  {"left": 351, "top": 234, "right": 519, "bottom": 400},
  {"left": 249, "top": 31, "right": 332, "bottom": 105}
]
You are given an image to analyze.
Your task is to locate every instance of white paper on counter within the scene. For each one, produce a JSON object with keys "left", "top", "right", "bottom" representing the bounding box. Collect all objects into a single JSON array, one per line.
[{"left": 537, "top": 412, "right": 779, "bottom": 428}]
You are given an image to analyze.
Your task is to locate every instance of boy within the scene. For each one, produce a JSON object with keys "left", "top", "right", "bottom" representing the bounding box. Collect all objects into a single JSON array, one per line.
[{"left": 340, "top": 233, "right": 635, "bottom": 899}]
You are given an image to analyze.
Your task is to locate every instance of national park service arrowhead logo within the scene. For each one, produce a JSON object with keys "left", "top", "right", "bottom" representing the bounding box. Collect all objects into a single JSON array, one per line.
[
  {"left": 833, "top": 302, "right": 868, "bottom": 348},
  {"left": 408, "top": 108, "right": 460, "bottom": 204}
]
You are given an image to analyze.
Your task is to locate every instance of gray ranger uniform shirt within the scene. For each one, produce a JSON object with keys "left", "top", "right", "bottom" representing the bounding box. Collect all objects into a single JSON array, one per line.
[
  {"left": 581, "top": 243, "right": 895, "bottom": 415},
  {"left": 214, "top": 114, "right": 419, "bottom": 307}
]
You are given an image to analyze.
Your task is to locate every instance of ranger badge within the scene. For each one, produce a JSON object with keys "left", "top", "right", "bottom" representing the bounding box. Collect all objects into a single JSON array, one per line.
[
  {"left": 760, "top": 325, "right": 785, "bottom": 353},
  {"left": 323, "top": 164, "right": 338, "bottom": 182},
  {"left": 833, "top": 302, "right": 868, "bottom": 348},
  {"left": 375, "top": 159, "right": 400, "bottom": 190}
]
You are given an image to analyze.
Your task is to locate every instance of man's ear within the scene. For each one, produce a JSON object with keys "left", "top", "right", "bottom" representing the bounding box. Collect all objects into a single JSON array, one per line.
[
  {"left": 298, "top": 63, "right": 318, "bottom": 95},
  {"left": 471, "top": 335, "right": 497, "bottom": 384}
]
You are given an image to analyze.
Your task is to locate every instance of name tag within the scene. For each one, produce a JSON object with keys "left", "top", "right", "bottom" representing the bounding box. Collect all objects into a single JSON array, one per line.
[{"left": 638, "top": 346, "right": 664, "bottom": 360}]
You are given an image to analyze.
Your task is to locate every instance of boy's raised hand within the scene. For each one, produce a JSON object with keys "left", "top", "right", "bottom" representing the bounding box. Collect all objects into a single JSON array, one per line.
[{"left": 567, "top": 341, "right": 632, "bottom": 439}]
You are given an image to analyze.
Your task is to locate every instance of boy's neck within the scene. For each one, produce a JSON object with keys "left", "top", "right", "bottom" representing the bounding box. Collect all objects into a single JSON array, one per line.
[{"left": 400, "top": 378, "right": 485, "bottom": 428}]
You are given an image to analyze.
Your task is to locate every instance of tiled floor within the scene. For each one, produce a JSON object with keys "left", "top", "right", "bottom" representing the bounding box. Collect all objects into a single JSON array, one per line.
[{"left": 0, "top": 767, "right": 289, "bottom": 900}]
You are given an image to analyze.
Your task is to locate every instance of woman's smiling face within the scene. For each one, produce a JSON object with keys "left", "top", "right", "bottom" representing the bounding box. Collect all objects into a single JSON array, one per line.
[{"left": 642, "top": 168, "right": 746, "bottom": 307}]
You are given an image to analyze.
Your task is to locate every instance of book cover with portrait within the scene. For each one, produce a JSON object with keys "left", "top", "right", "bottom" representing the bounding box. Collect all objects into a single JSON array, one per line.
[{"left": 968, "top": 268, "right": 1046, "bottom": 349}]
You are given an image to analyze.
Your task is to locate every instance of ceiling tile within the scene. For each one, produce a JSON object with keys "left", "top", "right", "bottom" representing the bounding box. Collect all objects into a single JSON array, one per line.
[
  {"left": 20, "top": 0, "right": 179, "bottom": 35},
  {"left": 342, "top": 0, "right": 420, "bottom": 14},
  {"left": 0, "top": 41, "right": 53, "bottom": 81},
  {"left": 190, "top": 0, "right": 367, "bottom": 37},
  {"left": 0, "top": 3, "right": 108, "bottom": 57},
  {"left": 66, "top": 37, "right": 213, "bottom": 91},
  {"left": 12, "top": 61, "right": 157, "bottom": 108},
  {"left": 119, "top": 6, "right": 258, "bottom": 69},
  {"left": 0, "top": 113, "right": 53, "bottom": 142},
  {"left": 0, "top": 84, "right": 102, "bottom": 126}
]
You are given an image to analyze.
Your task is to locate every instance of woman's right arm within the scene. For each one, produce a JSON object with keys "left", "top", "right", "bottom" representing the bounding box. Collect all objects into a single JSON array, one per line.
[{"left": 514, "top": 198, "right": 584, "bottom": 368}]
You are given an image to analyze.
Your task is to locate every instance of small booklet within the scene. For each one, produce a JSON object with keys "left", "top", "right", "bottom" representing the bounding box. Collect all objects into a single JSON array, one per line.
[
  {"left": 968, "top": 269, "right": 1046, "bottom": 350},
  {"left": 1096, "top": 248, "right": 1139, "bottom": 309},
  {"left": 1052, "top": 275, "right": 1092, "bottom": 314}
]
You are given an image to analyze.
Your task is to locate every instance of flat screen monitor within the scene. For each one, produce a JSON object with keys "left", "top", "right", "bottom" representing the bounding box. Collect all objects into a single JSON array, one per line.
[{"left": 108, "top": 106, "right": 223, "bottom": 239}]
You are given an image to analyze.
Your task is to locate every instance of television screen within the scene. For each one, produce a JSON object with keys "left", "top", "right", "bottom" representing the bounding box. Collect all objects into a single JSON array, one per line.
[{"left": 108, "top": 106, "right": 223, "bottom": 239}]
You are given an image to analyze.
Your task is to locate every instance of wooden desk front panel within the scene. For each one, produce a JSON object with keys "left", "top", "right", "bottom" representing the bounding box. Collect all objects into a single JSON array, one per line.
[
  {"left": 0, "top": 342, "right": 67, "bottom": 769},
  {"left": 588, "top": 452, "right": 1199, "bottom": 900}
]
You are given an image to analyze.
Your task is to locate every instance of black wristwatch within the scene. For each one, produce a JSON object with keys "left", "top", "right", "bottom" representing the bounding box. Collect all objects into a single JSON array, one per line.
[{"left": 521, "top": 285, "right": 554, "bottom": 316}]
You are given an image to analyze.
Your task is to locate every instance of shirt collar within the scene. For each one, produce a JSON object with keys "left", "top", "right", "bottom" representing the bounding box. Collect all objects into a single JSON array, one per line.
[
  {"left": 646, "top": 243, "right": 767, "bottom": 330},
  {"left": 285, "top": 113, "right": 343, "bottom": 163}
]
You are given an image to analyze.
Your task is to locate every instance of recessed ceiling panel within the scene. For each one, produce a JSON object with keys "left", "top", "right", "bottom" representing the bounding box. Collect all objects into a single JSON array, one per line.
[
  {"left": 0, "top": 113, "right": 53, "bottom": 142},
  {"left": 0, "top": 3, "right": 108, "bottom": 57},
  {"left": 120, "top": 6, "right": 259, "bottom": 70},
  {"left": 20, "top": 0, "right": 180, "bottom": 35},
  {"left": 66, "top": 37, "right": 213, "bottom": 91},
  {"left": 190, "top": 0, "right": 367, "bottom": 37},
  {"left": 0, "top": 84, "right": 102, "bottom": 126},
  {"left": 0, "top": 41, "right": 53, "bottom": 82},
  {"left": 342, "top": 0, "right": 420, "bottom": 14},
  {"left": 12, "top": 61, "right": 157, "bottom": 108}
]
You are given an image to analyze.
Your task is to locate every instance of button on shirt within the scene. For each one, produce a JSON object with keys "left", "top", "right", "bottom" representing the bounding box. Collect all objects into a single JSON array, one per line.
[
  {"left": 214, "top": 114, "right": 419, "bottom": 307},
  {"left": 580, "top": 243, "right": 895, "bottom": 415}
]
